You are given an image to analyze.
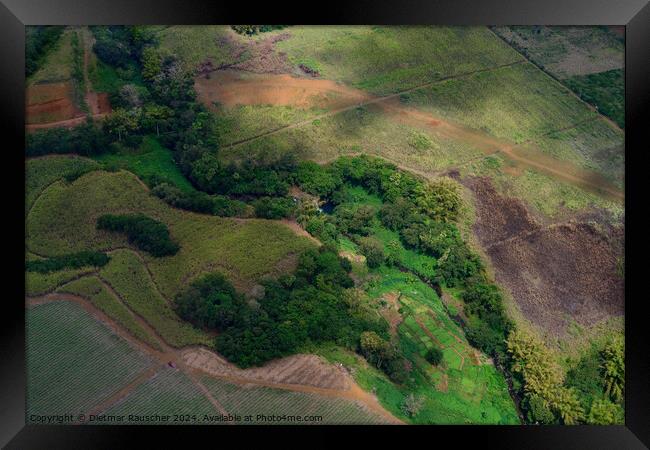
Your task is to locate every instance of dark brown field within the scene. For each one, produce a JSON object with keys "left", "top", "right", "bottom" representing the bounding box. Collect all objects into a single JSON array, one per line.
[{"left": 465, "top": 176, "right": 624, "bottom": 336}]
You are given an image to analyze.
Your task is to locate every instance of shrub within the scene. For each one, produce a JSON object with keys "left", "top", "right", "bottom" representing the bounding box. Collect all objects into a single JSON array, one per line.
[
  {"left": 96, "top": 213, "right": 179, "bottom": 256},
  {"left": 26, "top": 251, "right": 110, "bottom": 273},
  {"left": 401, "top": 394, "right": 424, "bottom": 417},
  {"left": 294, "top": 161, "right": 342, "bottom": 197}
]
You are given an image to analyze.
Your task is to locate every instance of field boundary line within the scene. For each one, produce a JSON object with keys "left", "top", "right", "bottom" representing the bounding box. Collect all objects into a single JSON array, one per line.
[
  {"left": 221, "top": 60, "right": 527, "bottom": 149},
  {"left": 486, "top": 27, "right": 623, "bottom": 132},
  {"left": 80, "top": 365, "right": 162, "bottom": 422}
]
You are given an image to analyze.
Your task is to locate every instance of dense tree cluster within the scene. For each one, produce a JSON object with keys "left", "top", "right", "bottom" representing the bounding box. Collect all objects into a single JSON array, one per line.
[
  {"left": 230, "top": 25, "right": 287, "bottom": 36},
  {"left": 358, "top": 330, "right": 411, "bottom": 383},
  {"left": 26, "top": 251, "right": 110, "bottom": 273},
  {"left": 26, "top": 122, "right": 112, "bottom": 157},
  {"left": 462, "top": 282, "right": 513, "bottom": 358},
  {"left": 150, "top": 179, "right": 249, "bottom": 217},
  {"left": 26, "top": 26, "right": 65, "bottom": 77},
  {"left": 174, "top": 247, "right": 388, "bottom": 368},
  {"left": 96, "top": 213, "right": 179, "bottom": 256}
]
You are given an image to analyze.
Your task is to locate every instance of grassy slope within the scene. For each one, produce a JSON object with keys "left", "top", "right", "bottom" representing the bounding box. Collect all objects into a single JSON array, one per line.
[
  {"left": 56, "top": 275, "right": 163, "bottom": 351},
  {"left": 99, "top": 249, "right": 212, "bottom": 348},
  {"left": 564, "top": 69, "right": 624, "bottom": 128},
  {"left": 201, "top": 377, "right": 387, "bottom": 424},
  {"left": 27, "top": 28, "right": 75, "bottom": 85},
  {"left": 26, "top": 155, "right": 101, "bottom": 216},
  {"left": 27, "top": 301, "right": 153, "bottom": 418},
  {"left": 92, "top": 136, "right": 195, "bottom": 192},
  {"left": 26, "top": 169, "right": 314, "bottom": 293},
  {"left": 157, "top": 25, "right": 242, "bottom": 72},
  {"left": 274, "top": 26, "right": 523, "bottom": 95},
  {"left": 325, "top": 189, "right": 518, "bottom": 424}
]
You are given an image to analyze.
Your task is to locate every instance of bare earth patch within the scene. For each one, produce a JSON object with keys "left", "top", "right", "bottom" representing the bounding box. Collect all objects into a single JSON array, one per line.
[
  {"left": 182, "top": 348, "right": 350, "bottom": 391},
  {"left": 466, "top": 176, "right": 624, "bottom": 336}
]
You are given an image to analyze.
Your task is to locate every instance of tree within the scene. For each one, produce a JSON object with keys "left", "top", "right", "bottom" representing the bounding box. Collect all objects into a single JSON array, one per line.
[
  {"left": 104, "top": 107, "right": 141, "bottom": 141},
  {"left": 601, "top": 336, "right": 624, "bottom": 403},
  {"left": 526, "top": 394, "right": 556, "bottom": 424},
  {"left": 360, "top": 331, "right": 390, "bottom": 367},
  {"left": 553, "top": 387, "right": 585, "bottom": 425},
  {"left": 425, "top": 347, "right": 443, "bottom": 366},
  {"left": 587, "top": 398, "right": 624, "bottom": 425},
  {"left": 141, "top": 46, "right": 163, "bottom": 80},
  {"left": 413, "top": 177, "right": 462, "bottom": 222},
  {"left": 401, "top": 394, "right": 424, "bottom": 417},
  {"left": 358, "top": 237, "right": 386, "bottom": 268},
  {"left": 143, "top": 103, "right": 173, "bottom": 136}
]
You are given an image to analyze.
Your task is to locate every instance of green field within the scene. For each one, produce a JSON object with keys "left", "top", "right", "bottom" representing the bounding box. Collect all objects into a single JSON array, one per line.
[
  {"left": 274, "top": 26, "right": 523, "bottom": 95},
  {"left": 92, "top": 136, "right": 195, "bottom": 192},
  {"left": 406, "top": 62, "right": 598, "bottom": 144},
  {"left": 157, "top": 25, "right": 242, "bottom": 72},
  {"left": 99, "top": 249, "right": 212, "bottom": 348},
  {"left": 28, "top": 28, "right": 75, "bottom": 85},
  {"left": 201, "top": 377, "right": 387, "bottom": 424},
  {"left": 97, "top": 368, "right": 218, "bottom": 424},
  {"left": 564, "top": 69, "right": 624, "bottom": 128},
  {"left": 492, "top": 26, "right": 624, "bottom": 128},
  {"left": 27, "top": 301, "right": 153, "bottom": 420},
  {"left": 26, "top": 154, "right": 100, "bottom": 216},
  {"left": 56, "top": 275, "right": 163, "bottom": 351},
  {"left": 26, "top": 166, "right": 314, "bottom": 292},
  {"left": 26, "top": 266, "right": 96, "bottom": 296}
]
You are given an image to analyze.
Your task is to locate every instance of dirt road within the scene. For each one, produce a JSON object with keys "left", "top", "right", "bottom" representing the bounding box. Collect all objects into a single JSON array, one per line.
[
  {"left": 211, "top": 64, "right": 622, "bottom": 202},
  {"left": 26, "top": 291, "right": 401, "bottom": 424}
]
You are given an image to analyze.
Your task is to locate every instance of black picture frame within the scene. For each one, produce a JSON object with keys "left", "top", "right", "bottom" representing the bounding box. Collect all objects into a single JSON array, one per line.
[{"left": 2, "top": 0, "right": 648, "bottom": 447}]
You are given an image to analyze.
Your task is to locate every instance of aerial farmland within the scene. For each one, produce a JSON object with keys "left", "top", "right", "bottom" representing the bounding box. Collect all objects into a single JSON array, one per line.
[{"left": 25, "top": 25, "right": 624, "bottom": 425}]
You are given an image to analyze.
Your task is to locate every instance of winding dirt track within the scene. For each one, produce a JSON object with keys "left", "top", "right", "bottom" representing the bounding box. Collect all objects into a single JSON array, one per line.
[
  {"left": 26, "top": 291, "right": 401, "bottom": 424},
  {"left": 211, "top": 62, "right": 622, "bottom": 202}
]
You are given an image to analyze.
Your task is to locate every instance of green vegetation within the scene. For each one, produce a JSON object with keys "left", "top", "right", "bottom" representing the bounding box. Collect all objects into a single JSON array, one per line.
[
  {"left": 201, "top": 377, "right": 386, "bottom": 424},
  {"left": 28, "top": 28, "right": 75, "bottom": 84},
  {"left": 97, "top": 213, "right": 180, "bottom": 257},
  {"left": 27, "top": 301, "right": 152, "bottom": 418},
  {"left": 56, "top": 275, "right": 162, "bottom": 350},
  {"left": 100, "top": 249, "right": 212, "bottom": 347},
  {"left": 26, "top": 26, "right": 65, "bottom": 78},
  {"left": 565, "top": 69, "right": 624, "bottom": 128},
  {"left": 26, "top": 169, "right": 312, "bottom": 291},
  {"left": 26, "top": 267, "right": 97, "bottom": 296},
  {"left": 26, "top": 155, "right": 100, "bottom": 215},
  {"left": 157, "top": 26, "right": 242, "bottom": 72},
  {"left": 178, "top": 246, "right": 386, "bottom": 368},
  {"left": 407, "top": 62, "right": 597, "bottom": 144},
  {"left": 26, "top": 251, "right": 109, "bottom": 273},
  {"left": 507, "top": 330, "right": 624, "bottom": 425},
  {"left": 231, "top": 25, "right": 287, "bottom": 36},
  {"left": 275, "top": 26, "right": 523, "bottom": 95},
  {"left": 100, "top": 368, "right": 217, "bottom": 423},
  {"left": 92, "top": 136, "right": 195, "bottom": 192}
]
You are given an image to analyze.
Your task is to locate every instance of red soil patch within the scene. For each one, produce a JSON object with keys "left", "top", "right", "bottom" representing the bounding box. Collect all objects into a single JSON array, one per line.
[
  {"left": 26, "top": 82, "right": 81, "bottom": 124},
  {"left": 381, "top": 291, "right": 403, "bottom": 335},
  {"left": 195, "top": 70, "right": 367, "bottom": 111}
]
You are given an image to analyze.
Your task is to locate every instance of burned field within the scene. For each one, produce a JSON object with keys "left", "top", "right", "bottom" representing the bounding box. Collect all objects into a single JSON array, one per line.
[{"left": 465, "top": 176, "right": 623, "bottom": 337}]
